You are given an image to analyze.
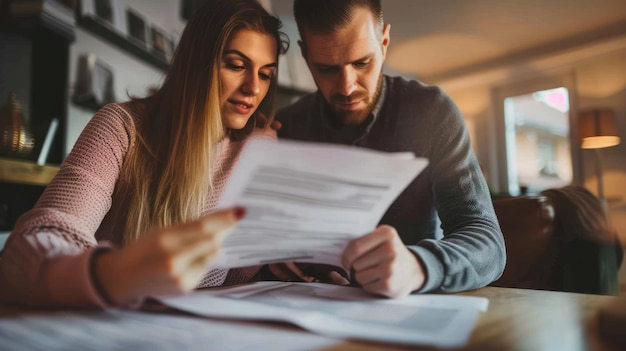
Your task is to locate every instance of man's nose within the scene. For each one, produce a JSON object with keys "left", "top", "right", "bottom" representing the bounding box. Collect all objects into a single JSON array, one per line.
[
  {"left": 337, "top": 67, "right": 357, "bottom": 97},
  {"left": 241, "top": 73, "right": 261, "bottom": 96}
]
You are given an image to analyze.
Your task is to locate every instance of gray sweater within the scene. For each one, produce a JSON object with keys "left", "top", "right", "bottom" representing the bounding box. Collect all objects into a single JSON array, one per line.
[{"left": 276, "top": 75, "right": 506, "bottom": 293}]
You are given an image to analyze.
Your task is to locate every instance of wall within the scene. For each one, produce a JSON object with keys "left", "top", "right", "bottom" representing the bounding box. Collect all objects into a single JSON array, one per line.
[
  {"left": 65, "top": 0, "right": 188, "bottom": 155},
  {"left": 434, "top": 37, "right": 626, "bottom": 242},
  {"left": 577, "top": 49, "right": 626, "bottom": 235},
  {"left": 66, "top": 0, "right": 315, "bottom": 156},
  {"left": 66, "top": 27, "right": 166, "bottom": 154}
]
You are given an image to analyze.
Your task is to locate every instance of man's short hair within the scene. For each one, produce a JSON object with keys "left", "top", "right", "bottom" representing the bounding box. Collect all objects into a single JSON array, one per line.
[{"left": 293, "top": 0, "right": 383, "bottom": 41}]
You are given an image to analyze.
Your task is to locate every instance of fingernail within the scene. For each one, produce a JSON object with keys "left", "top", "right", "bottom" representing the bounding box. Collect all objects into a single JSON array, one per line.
[{"left": 234, "top": 207, "right": 246, "bottom": 220}]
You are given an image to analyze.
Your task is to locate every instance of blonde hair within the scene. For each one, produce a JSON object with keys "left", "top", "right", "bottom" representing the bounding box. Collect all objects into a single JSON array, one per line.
[{"left": 114, "top": 0, "right": 288, "bottom": 245}]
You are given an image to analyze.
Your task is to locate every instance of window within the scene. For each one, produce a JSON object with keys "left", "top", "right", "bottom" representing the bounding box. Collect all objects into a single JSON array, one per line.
[
  {"left": 504, "top": 87, "right": 572, "bottom": 194},
  {"left": 493, "top": 74, "right": 580, "bottom": 196}
]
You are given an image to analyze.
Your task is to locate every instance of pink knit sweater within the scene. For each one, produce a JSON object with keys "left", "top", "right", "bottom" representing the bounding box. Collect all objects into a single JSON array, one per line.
[{"left": 0, "top": 103, "right": 274, "bottom": 308}]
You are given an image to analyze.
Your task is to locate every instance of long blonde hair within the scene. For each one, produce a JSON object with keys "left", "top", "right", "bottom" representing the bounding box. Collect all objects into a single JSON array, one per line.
[{"left": 115, "top": 0, "right": 288, "bottom": 245}]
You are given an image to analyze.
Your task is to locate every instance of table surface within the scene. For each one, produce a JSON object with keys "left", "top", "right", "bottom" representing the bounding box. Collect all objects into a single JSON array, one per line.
[
  {"left": 0, "top": 286, "right": 623, "bottom": 351},
  {"left": 324, "top": 286, "right": 623, "bottom": 351}
]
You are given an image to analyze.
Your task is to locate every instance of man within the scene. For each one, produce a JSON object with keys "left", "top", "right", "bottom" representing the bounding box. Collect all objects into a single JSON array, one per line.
[{"left": 270, "top": 0, "right": 505, "bottom": 298}]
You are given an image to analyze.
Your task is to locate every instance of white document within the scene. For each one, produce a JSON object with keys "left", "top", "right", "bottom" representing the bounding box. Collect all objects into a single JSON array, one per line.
[
  {"left": 214, "top": 137, "right": 428, "bottom": 269},
  {"left": 157, "top": 282, "right": 488, "bottom": 348},
  {"left": 0, "top": 301, "right": 339, "bottom": 351}
]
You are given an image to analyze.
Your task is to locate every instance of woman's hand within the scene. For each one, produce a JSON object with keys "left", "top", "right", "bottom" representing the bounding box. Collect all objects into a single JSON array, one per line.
[
  {"left": 94, "top": 207, "right": 244, "bottom": 305},
  {"left": 268, "top": 263, "right": 350, "bottom": 285}
]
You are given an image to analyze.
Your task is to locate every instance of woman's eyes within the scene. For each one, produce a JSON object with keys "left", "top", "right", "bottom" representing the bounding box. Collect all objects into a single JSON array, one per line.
[
  {"left": 226, "top": 63, "right": 272, "bottom": 80},
  {"left": 227, "top": 63, "right": 245, "bottom": 71}
]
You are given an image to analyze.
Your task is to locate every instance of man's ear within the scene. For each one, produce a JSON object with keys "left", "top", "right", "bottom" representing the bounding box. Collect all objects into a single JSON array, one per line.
[
  {"left": 298, "top": 39, "right": 307, "bottom": 61},
  {"left": 381, "top": 23, "right": 391, "bottom": 59}
]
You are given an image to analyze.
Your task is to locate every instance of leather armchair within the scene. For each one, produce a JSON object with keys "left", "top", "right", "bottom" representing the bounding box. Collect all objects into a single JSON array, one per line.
[
  {"left": 490, "top": 186, "right": 623, "bottom": 295},
  {"left": 491, "top": 195, "right": 557, "bottom": 290}
]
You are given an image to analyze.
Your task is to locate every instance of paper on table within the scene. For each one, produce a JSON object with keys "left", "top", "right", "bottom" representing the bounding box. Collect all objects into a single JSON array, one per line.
[
  {"left": 214, "top": 137, "right": 428, "bottom": 269},
  {"left": 157, "top": 282, "right": 488, "bottom": 348},
  {"left": 0, "top": 302, "right": 339, "bottom": 351}
]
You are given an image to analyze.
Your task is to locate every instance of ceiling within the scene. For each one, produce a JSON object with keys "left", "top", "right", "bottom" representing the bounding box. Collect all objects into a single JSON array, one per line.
[{"left": 270, "top": 0, "right": 626, "bottom": 82}]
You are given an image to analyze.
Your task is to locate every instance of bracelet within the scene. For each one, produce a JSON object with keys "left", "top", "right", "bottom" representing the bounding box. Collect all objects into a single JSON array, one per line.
[{"left": 89, "top": 248, "right": 115, "bottom": 306}]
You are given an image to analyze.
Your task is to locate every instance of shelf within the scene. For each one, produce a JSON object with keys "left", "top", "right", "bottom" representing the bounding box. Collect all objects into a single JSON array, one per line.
[
  {"left": 0, "top": 157, "right": 60, "bottom": 186},
  {"left": 77, "top": 14, "right": 169, "bottom": 71},
  {"left": 0, "top": 0, "right": 76, "bottom": 41},
  {"left": 76, "top": 14, "right": 312, "bottom": 98}
]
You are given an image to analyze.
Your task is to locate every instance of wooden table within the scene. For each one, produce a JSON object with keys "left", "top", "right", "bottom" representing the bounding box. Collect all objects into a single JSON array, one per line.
[
  {"left": 328, "top": 287, "right": 622, "bottom": 351},
  {"left": 0, "top": 287, "right": 622, "bottom": 351}
]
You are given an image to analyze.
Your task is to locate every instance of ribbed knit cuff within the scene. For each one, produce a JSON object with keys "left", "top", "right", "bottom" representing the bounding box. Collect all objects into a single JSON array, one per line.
[
  {"left": 45, "top": 246, "right": 112, "bottom": 308},
  {"left": 408, "top": 245, "right": 444, "bottom": 293}
]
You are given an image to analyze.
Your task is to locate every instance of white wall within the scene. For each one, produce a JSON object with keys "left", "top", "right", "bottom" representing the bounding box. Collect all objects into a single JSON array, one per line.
[
  {"left": 66, "top": 27, "right": 166, "bottom": 154},
  {"left": 274, "top": 16, "right": 316, "bottom": 92},
  {"left": 65, "top": 0, "right": 317, "bottom": 155},
  {"left": 65, "top": 0, "right": 187, "bottom": 155}
]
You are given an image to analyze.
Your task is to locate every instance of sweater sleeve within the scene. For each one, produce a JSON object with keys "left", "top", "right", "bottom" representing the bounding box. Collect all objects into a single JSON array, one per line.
[
  {"left": 0, "top": 104, "right": 134, "bottom": 307},
  {"left": 411, "top": 91, "right": 506, "bottom": 293}
]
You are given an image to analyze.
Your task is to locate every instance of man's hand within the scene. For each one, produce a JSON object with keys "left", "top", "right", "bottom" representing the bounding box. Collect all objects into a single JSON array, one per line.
[
  {"left": 268, "top": 263, "right": 350, "bottom": 285},
  {"left": 342, "top": 225, "right": 426, "bottom": 298},
  {"left": 255, "top": 112, "right": 282, "bottom": 131},
  {"left": 270, "top": 120, "right": 282, "bottom": 131}
]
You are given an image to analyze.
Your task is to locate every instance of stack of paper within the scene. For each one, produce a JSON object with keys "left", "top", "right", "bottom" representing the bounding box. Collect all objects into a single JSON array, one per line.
[
  {"left": 158, "top": 139, "right": 485, "bottom": 347},
  {"left": 157, "top": 282, "right": 488, "bottom": 348},
  {"left": 214, "top": 137, "right": 429, "bottom": 271}
]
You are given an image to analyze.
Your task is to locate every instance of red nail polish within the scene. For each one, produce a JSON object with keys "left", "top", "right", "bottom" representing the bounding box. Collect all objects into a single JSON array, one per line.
[{"left": 234, "top": 207, "right": 246, "bottom": 220}]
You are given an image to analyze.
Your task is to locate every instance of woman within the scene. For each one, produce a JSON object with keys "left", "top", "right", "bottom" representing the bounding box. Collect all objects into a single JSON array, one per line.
[{"left": 0, "top": 0, "right": 288, "bottom": 308}]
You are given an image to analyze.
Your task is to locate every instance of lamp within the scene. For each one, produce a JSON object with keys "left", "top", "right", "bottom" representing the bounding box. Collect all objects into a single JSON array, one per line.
[
  {"left": 578, "top": 109, "right": 621, "bottom": 209},
  {"left": 0, "top": 92, "right": 35, "bottom": 158}
]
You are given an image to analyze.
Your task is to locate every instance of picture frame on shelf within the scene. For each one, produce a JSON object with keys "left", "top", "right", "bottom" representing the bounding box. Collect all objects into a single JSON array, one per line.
[
  {"left": 79, "top": 0, "right": 121, "bottom": 31},
  {"left": 57, "top": 0, "right": 77, "bottom": 9},
  {"left": 150, "top": 24, "right": 170, "bottom": 59},
  {"left": 72, "top": 53, "right": 116, "bottom": 111},
  {"left": 2, "top": 0, "right": 77, "bottom": 39},
  {"left": 126, "top": 7, "right": 146, "bottom": 46},
  {"left": 165, "top": 35, "right": 176, "bottom": 58},
  {"left": 75, "top": 0, "right": 178, "bottom": 71},
  {"left": 93, "top": 0, "right": 113, "bottom": 24}
]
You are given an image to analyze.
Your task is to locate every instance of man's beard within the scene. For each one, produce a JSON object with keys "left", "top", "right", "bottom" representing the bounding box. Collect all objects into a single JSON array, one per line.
[{"left": 329, "top": 72, "right": 383, "bottom": 126}]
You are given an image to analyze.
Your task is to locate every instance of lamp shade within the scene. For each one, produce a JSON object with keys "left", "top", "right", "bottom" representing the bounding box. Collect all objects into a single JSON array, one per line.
[{"left": 579, "top": 109, "right": 621, "bottom": 149}]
